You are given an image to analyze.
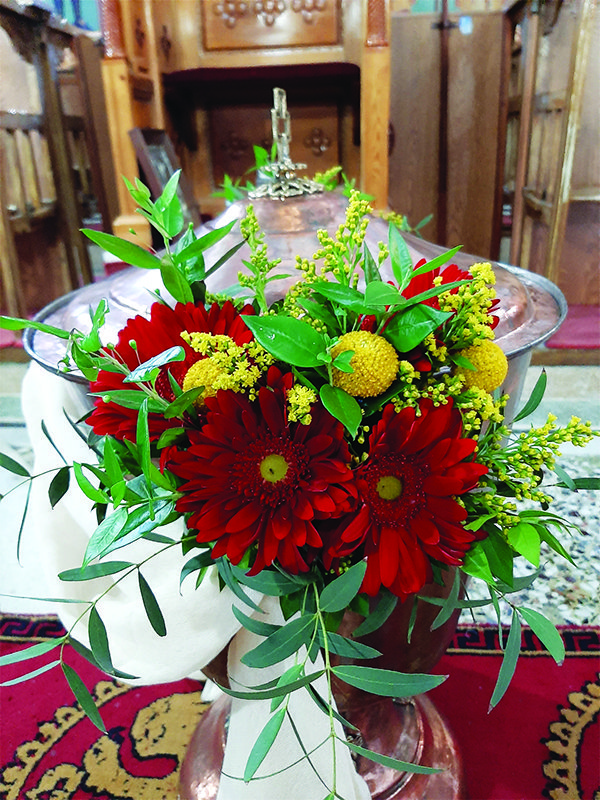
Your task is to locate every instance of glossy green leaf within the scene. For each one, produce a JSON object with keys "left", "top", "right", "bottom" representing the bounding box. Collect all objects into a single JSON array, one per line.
[
  {"left": 231, "top": 564, "right": 311, "bottom": 597},
  {"left": 320, "top": 561, "right": 367, "bottom": 613},
  {"left": 0, "top": 452, "right": 30, "bottom": 477},
  {"left": 73, "top": 463, "right": 109, "bottom": 504},
  {"left": 430, "top": 569, "right": 461, "bottom": 631},
  {"left": 343, "top": 740, "right": 441, "bottom": 775},
  {"left": 83, "top": 507, "right": 128, "bottom": 565},
  {"left": 297, "top": 298, "right": 339, "bottom": 332},
  {"left": 331, "top": 666, "right": 446, "bottom": 697},
  {"left": 352, "top": 590, "right": 398, "bottom": 638},
  {"left": 124, "top": 346, "right": 185, "bottom": 384},
  {"left": 409, "top": 245, "right": 462, "bottom": 279},
  {"left": 519, "top": 607, "right": 565, "bottom": 664},
  {"left": 244, "top": 707, "right": 286, "bottom": 782},
  {"left": 242, "top": 315, "right": 327, "bottom": 367},
  {"left": 101, "top": 499, "right": 175, "bottom": 556},
  {"left": 384, "top": 304, "right": 451, "bottom": 353},
  {"left": 163, "top": 387, "right": 203, "bottom": 419},
  {"left": 90, "top": 389, "right": 167, "bottom": 413},
  {"left": 482, "top": 533, "right": 514, "bottom": 586},
  {"left": 0, "top": 315, "right": 70, "bottom": 338},
  {"left": 62, "top": 663, "right": 107, "bottom": 731},
  {"left": 138, "top": 572, "right": 167, "bottom": 637},
  {"left": 241, "top": 615, "right": 316, "bottom": 669},
  {"left": 362, "top": 242, "right": 381, "bottom": 284},
  {"left": 59, "top": 560, "right": 133, "bottom": 582},
  {"left": 461, "top": 541, "right": 495, "bottom": 583},
  {"left": 364, "top": 281, "right": 404, "bottom": 307},
  {"left": 180, "top": 551, "right": 214, "bottom": 587},
  {"left": 489, "top": 611, "right": 521, "bottom": 711},
  {"left": 319, "top": 384, "right": 362, "bottom": 437},
  {"left": 311, "top": 283, "right": 366, "bottom": 313},
  {"left": 49, "top": 466, "right": 70, "bottom": 508},
  {"left": 160, "top": 259, "right": 194, "bottom": 305},
  {"left": 176, "top": 219, "right": 237, "bottom": 264},
  {"left": 81, "top": 229, "right": 161, "bottom": 270},
  {"left": 88, "top": 607, "right": 113, "bottom": 673},
  {"left": 506, "top": 522, "right": 541, "bottom": 567},
  {"left": 0, "top": 639, "right": 61, "bottom": 667},
  {"left": 388, "top": 224, "right": 413, "bottom": 290}
]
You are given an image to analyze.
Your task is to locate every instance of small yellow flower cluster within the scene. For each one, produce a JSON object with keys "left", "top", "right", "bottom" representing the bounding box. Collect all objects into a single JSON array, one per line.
[
  {"left": 239, "top": 205, "right": 282, "bottom": 311},
  {"left": 312, "top": 166, "right": 342, "bottom": 189},
  {"left": 439, "top": 261, "right": 498, "bottom": 348},
  {"left": 453, "top": 387, "right": 506, "bottom": 434},
  {"left": 378, "top": 210, "right": 405, "bottom": 229},
  {"left": 423, "top": 333, "right": 448, "bottom": 365},
  {"left": 287, "top": 384, "right": 318, "bottom": 425},
  {"left": 477, "top": 491, "right": 521, "bottom": 530},
  {"left": 282, "top": 257, "right": 319, "bottom": 319},
  {"left": 180, "top": 332, "right": 273, "bottom": 405},
  {"left": 313, "top": 191, "right": 372, "bottom": 281}
]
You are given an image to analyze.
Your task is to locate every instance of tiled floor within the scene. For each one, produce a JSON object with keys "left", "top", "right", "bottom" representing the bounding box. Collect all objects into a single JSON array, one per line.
[{"left": 1, "top": 358, "right": 599, "bottom": 624}]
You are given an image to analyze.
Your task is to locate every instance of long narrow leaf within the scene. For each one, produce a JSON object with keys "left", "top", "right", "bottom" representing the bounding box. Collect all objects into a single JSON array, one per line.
[
  {"left": 430, "top": 569, "right": 461, "bottom": 631},
  {"left": 488, "top": 611, "right": 521, "bottom": 711},
  {"left": 352, "top": 590, "right": 397, "bottom": 638},
  {"left": 319, "top": 561, "right": 367, "bottom": 613},
  {"left": 59, "top": 560, "right": 133, "bottom": 582},
  {"left": 1, "top": 659, "right": 60, "bottom": 686},
  {"left": 0, "top": 640, "right": 61, "bottom": 667},
  {"left": 244, "top": 707, "right": 286, "bottom": 782},
  {"left": 512, "top": 369, "right": 547, "bottom": 422},
  {"left": 241, "top": 615, "right": 316, "bottom": 669},
  {"left": 88, "top": 607, "right": 113, "bottom": 673},
  {"left": 217, "top": 669, "right": 325, "bottom": 701},
  {"left": 232, "top": 604, "right": 281, "bottom": 638},
  {"left": 62, "top": 663, "right": 107, "bottom": 731},
  {"left": 519, "top": 607, "right": 564, "bottom": 665},
  {"left": 0, "top": 452, "right": 30, "bottom": 477},
  {"left": 332, "top": 665, "right": 445, "bottom": 697},
  {"left": 138, "top": 572, "right": 167, "bottom": 637},
  {"left": 343, "top": 740, "right": 441, "bottom": 775}
]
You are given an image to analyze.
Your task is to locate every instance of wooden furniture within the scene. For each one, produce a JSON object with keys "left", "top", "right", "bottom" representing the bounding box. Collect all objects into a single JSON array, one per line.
[
  {"left": 508, "top": 0, "right": 599, "bottom": 305},
  {"left": 0, "top": 0, "right": 103, "bottom": 318},
  {"left": 99, "top": 0, "right": 391, "bottom": 217}
]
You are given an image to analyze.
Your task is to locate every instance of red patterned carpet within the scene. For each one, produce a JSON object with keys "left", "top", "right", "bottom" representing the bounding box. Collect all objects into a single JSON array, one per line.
[{"left": 1, "top": 615, "right": 598, "bottom": 800}]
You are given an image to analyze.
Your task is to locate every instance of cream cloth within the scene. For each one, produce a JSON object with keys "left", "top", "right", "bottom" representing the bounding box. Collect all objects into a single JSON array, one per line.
[{"left": 21, "top": 362, "right": 370, "bottom": 799}]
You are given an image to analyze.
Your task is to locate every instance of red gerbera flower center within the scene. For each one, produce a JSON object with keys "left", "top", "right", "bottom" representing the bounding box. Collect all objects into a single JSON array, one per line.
[
  {"left": 361, "top": 454, "right": 427, "bottom": 527},
  {"left": 231, "top": 434, "right": 309, "bottom": 507}
]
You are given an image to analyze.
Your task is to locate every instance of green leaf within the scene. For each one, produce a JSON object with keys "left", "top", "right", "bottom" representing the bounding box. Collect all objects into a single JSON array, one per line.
[
  {"left": 59, "top": 560, "right": 133, "bottom": 582},
  {"left": 242, "top": 316, "right": 327, "bottom": 368},
  {"left": 101, "top": 499, "right": 175, "bottom": 556},
  {"left": 1, "top": 659, "right": 61, "bottom": 686},
  {"left": 81, "top": 229, "right": 161, "bottom": 270},
  {"left": 270, "top": 664, "right": 303, "bottom": 711},
  {"left": 160, "top": 259, "right": 194, "bottom": 305},
  {"left": 409, "top": 245, "right": 463, "bottom": 279},
  {"left": 136, "top": 398, "right": 153, "bottom": 504},
  {"left": 68, "top": 636, "right": 138, "bottom": 680},
  {"left": 124, "top": 346, "right": 185, "bottom": 384},
  {"left": 364, "top": 281, "right": 404, "bottom": 307},
  {"left": 306, "top": 683, "right": 358, "bottom": 731},
  {"left": 217, "top": 559, "right": 263, "bottom": 613},
  {"left": 244, "top": 707, "right": 286, "bottom": 782},
  {"left": 62, "top": 663, "right": 107, "bottom": 732},
  {"left": 320, "top": 561, "right": 367, "bottom": 613},
  {"left": 461, "top": 541, "right": 495, "bottom": 583},
  {"left": 0, "top": 452, "right": 30, "bottom": 477},
  {"left": 512, "top": 369, "right": 547, "bottom": 423},
  {"left": 384, "top": 304, "right": 451, "bottom": 353},
  {"left": 331, "top": 349, "right": 354, "bottom": 372},
  {"left": 362, "top": 242, "right": 381, "bottom": 284},
  {"left": 0, "top": 315, "right": 70, "bottom": 339},
  {"left": 83, "top": 507, "right": 128, "bottom": 565},
  {"left": 506, "top": 522, "right": 541, "bottom": 567},
  {"left": 430, "top": 569, "right": 461, "bottom": 631},
  {"left": 482, "top": 534, "right": 514, "bottom": 587},
  {"left": 179, "top": 551, "right": 214, "bottom": 587},
  {"left": 138, "top": 572, "right": 167, "bottom": 637},
  {"left": 176, "top": 219, "right": 237, "bottom": 264},
  {"left": 319, "top": 384, "right": 362, "bottom": 437},
  {"left": 0, "top": 639, "right": 61, "bottom": 667},
  {"left": 318, "top": 630, "right": 381, "bottom": 660},
  {"left": 551, "top": 463, "right": 577, "bottom": 492},
  {"left": 489, "top": 611, "right": 521, "bottom": 711},
  {"left": 331, "top": 666, "right": 446, "bottom": 697},
  {"left": 216, "top": 669, "right": 325, "bottom": 701},
  {"left": 312, "top": 283, "right": 367, "bottom": 313},
  {"left": 163, "top": 387, "right": 203, "bottom": 419},
  {"left": 536, "top": 526, "right": 575, "bottom": 565},
  {"left": 343, "top": 740, "right": 442, "bottom": 775},
  {"left": 557, "top": 477, "right": 600, "bottom": 490},
  {"left": 90, "top": 389, "right": 167, "bottom": 414},
  {"left": 519, "top": 607, "right": 565, "bottom": 665},
  {"left": 241, "top": 615, "right": 316, "bottom": 669},
  {"left": 48, "top": 466, "right": 70, "bottom": 508},
  {"left": 88, "top": 607, "right": 113, "bottom": 673},
  {"left": 232, "top": 605, "right": 281, "bottom": 638},
  {"left": 388, "top": 224, "right": 413, "bottom": 290},
  {"left": 73, "top": 462, "right": 109, "bottom": 504},
  {"left": 230, "top": 565, "right": 310, "bottom": 597},
  {"left": 352, "top": 590, "right": 398, "bottom": 638}
]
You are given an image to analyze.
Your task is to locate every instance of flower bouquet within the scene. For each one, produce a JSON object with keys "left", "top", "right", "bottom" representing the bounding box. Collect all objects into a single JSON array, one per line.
[{"left": 1, "top": 174, "right": 598, "bottom": 799}]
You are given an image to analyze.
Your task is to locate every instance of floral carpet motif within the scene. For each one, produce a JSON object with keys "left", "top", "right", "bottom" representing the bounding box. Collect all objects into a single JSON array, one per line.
[{"left": 1, "top": 615, "right": 598, "bottom": 800}]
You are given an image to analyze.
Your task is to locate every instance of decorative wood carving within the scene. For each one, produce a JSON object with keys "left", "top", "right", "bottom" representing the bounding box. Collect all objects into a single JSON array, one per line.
[
  {"left": 159, "top": 24, "right": 172, "bottom": 62},
  {"left": 303, "top": 126, "right": 331, "bottom": 156}
]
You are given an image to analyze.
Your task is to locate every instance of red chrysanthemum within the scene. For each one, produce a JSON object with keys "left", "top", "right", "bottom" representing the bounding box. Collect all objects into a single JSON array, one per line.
[
  {"left": 166, "top": 368, "right": 357, "bottom": 575},
  {"left": 88, "top": 300, "right": 254, "bottom": 441},
  {"left": 325, "top": 399, "right": 488, "bottom": 599}
]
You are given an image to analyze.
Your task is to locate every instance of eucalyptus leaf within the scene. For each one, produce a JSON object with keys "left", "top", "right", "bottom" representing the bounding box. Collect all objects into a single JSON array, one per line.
[
  {"left": 232, "top": 605, "right": 281, "bottom": 638},
  {"left": 318, "top": 630, "right": 381, "bottom": 660},
  {"left": 0, "top": 639, "right": 61, "bottom": 667},
  {"left": 180, "top": 551, "right": 215, "bottom": 587},
  {"left": 1, "top": 660, "right": 61, "bottom": 687},
  {"left": 138, "top": 572, "right": 167, "bottom": 637},
  {"left": 59, "top": 560, "right": 133, "bottom": 582},
  {"left": 488, "top": 611, "right": 521, "bottom": 711},
  {"left": 217, "top": 558, "right": 264, "bottom": 613},
  {"left": 83, "top": 507, "right": 128, "bottom": 566},
  {"left": 230, "top": 564, "right": 312, "bottom": 597},
  {"left": 344, "top": 740, "right": 442, "bottom": 775},
  {"left": 244, "top": 707, "right": 286, "bottom": 782},
  {"left": 331, "top": 665, "right": 446, "bottom": 697},
  {"left": 241, "top": 615, "right": 316, "bottom": 669},
  {"left": 216, "top": 669, "right": 325, "bottom": 701},
  {"left": 430, "top": 569, "right": 461, "bottom": 631},
  {"left": 320, "top": 561, "right": 367, "bottom": 613},
  {"left": 88, "top": 607, "right": 113, "bottom": 673},
  {"left": 352, "top": 591, "right": 398, "bottom": 638},
  {"left": 519, "top": 607, "right": 565, "bottom": 665},
  {"left": 62, "top": 663, "right": 107, "bottom": 731},
  {"left": 0, "top": 452, "right": 30, "bottom": 477},
  {"left": 49, "top": 466, "right": 70, "bottom": 508}
]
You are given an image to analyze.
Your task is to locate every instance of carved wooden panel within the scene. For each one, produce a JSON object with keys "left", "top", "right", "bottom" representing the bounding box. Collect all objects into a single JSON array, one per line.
[
  {"left": 120, "top": 0, "right": 151, "bottom": 76},
  {"left": 201, "top": 0, "right": 339, "bottom": 51},
  {"left": 209, "top": 104, "right": 339, "bottom": 187}
]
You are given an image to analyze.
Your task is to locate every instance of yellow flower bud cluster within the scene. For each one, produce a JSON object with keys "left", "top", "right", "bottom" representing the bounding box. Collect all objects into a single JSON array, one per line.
[
  {"left": 378, "top": 210, "right": 405, "bottom": 229},
  {"left": 239, "top": 205, "right": 282, "bottom": 310},
  {"left": 438, "top": 261, "right": 498, "bottom": 349},
  {"left": 454, "top": 387, "right": 506, "bottom": 434},
  {"left": 287, "top": 384, "right": 318, "bottom": 425},
  {"left": 180, "top": 332, "right": 273, "bottom": 405},
  {"left": 313, "top": 190, "right": 372, "bottom": 281}
]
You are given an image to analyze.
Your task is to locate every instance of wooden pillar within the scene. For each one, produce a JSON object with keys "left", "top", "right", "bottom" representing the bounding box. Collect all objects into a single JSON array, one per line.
[{"left": 360, "top": 0, "right": 390, "bottom": 210}]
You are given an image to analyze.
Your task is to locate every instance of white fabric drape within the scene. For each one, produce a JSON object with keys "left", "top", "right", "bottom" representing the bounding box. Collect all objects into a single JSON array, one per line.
[{"left": 21, "top": 362, "right": 370, "bottom": 799}]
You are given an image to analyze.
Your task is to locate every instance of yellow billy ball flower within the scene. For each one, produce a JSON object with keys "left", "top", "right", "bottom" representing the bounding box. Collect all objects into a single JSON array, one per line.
[
  {"left": 331, "top": 331, "right": 399, "bottom": 397},
  {"left": 457, "top": 340, "right": 508, "bottom": 393},
  {"left": 182, "top": 358, "right": 225, "bottom": 407}
]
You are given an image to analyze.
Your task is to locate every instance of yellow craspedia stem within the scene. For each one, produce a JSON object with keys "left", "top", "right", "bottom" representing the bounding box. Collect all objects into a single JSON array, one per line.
[
  {"left": 457, "top": 340, "right": 508, "bottom": 393},
  {"left": 331, "top": 331, "right": 399, "bottom": 398}
]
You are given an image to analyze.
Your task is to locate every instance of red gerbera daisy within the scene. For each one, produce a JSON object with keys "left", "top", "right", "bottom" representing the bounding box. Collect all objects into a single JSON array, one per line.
[
  {"left": 166, "top": 367, "right": 356, "bottom": 575},
  {"left": 325, "top": 399, "right": 488, "bottom": 599},
  {"left": 88, "top": 300, "right": 254, "bottom": 441}
]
